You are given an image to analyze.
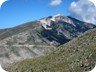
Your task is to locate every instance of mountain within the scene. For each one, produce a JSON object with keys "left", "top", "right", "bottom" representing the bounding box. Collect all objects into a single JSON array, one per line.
[
  {"left": 0, "top": 14, "right": 96, "bottom": 67},
  {"left": 6, "top": 29, "right": 96, "bottom": 72}
]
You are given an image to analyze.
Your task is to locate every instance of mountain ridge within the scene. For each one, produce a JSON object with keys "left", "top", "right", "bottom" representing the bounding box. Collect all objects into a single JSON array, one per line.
[
  {"left": 6, "top": 29, "right": 96, "bottom": 72},
  {"left": 0, "top": 14, "right": 96, "bottom": 67}
]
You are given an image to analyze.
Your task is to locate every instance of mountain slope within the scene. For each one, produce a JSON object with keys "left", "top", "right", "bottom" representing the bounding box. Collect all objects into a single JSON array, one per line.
[
  {"left": 0, "top": 14, "right": 96, "bottom": 67},
  {"left": 0, "top": 14, "right": 95, "bottom": 45},
  {"left": 6, "top": 29, "right": 96, "bottom": 72}
]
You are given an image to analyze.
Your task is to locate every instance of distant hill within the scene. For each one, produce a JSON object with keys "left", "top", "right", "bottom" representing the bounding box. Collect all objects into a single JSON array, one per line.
[
  {"left": 0, "top": 14, "right": 96, "bottom": 67},
  {"left": 6, "top": 29, "right": 96, "bottom": 72}
]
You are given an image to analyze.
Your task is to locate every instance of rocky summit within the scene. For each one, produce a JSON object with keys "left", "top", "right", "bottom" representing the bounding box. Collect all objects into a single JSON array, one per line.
[{"left": 0, "top": 14, "right": 96, "bottom": 67}]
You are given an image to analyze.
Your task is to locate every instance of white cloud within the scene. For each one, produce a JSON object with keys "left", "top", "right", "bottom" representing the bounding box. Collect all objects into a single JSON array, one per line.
[
  {"left": 69, "top": 0, "right": 96, "bottom": 24},
  {"left": 89, "top": 0, "right": 96, "bottom": 7},
  {"left": 49, "top": 0, "right": 62, "bottom": 6}
]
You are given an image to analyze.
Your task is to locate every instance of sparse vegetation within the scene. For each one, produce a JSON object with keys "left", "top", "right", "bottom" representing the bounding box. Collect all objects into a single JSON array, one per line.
[{"left": 6, "top": 29, "right": 96, "bottom": 72}]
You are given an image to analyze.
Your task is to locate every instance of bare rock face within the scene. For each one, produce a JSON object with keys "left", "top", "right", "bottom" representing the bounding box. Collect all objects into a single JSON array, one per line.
[{"left": 0, "top": 14, "right": 96, "bottom": 67}]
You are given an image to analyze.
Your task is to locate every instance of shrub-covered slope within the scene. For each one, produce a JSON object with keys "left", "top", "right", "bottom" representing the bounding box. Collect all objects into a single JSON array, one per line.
[{"left": 6, "top": 29, "right": 96, "bottom": 72}]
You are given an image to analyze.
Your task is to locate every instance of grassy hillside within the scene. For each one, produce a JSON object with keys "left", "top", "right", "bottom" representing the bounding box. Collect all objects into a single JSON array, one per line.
[{"left": 6, "top": 29, "right": 96, "bottom": 72}]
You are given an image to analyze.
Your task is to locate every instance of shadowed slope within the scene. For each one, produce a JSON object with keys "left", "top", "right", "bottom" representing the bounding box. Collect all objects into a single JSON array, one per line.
[{"left": 6, "top": 29, "right": 96, "bottom": 72}]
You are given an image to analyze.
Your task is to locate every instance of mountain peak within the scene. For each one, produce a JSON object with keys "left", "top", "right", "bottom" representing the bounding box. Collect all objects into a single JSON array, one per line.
[
  {"left": 0, "top": 14, "right": 96, "bottom": 68},
  {"left": 39, "top": 14, "right": 76, "bottom": 30},
  {"left": 53, "top": 14, "right": 64, "bottom": 17}
]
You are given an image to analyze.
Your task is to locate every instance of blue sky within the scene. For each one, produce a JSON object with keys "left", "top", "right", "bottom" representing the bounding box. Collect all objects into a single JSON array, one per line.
[
  {"left": 0, "top": 0, "right": 96, "bottom": 29},
  {"left": 0, "top": 0, "right": 79, "bottom": 29}
]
